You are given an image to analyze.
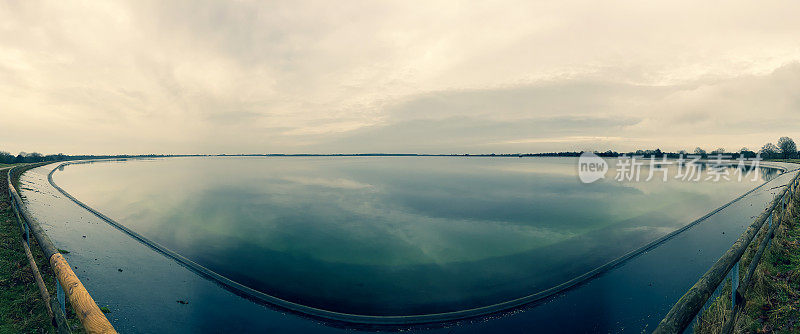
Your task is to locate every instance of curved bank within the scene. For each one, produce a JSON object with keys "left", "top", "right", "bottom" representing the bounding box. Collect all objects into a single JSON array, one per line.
[{"left": 15, "top": 159, "right": 800, "bottom": 332}]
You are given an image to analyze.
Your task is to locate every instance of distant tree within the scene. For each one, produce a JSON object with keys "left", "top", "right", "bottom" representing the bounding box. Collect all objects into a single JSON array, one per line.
[
  {"left": 694, "top": 147, "right": 707, "bottom": 157},
  {"left": 711, "top": 148, "right": 725, "bottom": 155},
  {"left": 678, "top": 149, "right": 688, "bottom": 156},
  {"left": 761, "top": 143, "right": 779, "bottom": 159},
  {"left": 739, "top": 147, "right": 756, "bottom": 159},
  {"left": 14, "top": 152, "right": 28, "bottom": 163},
  {"left": 597, "top": 150, "right": 619, "bottom": 157},
  {"left": 778, "top": 137, "right": 797, "bottom": 159},
  {"left": 0, "top": 151, "right": 13, "bottom": 164}
]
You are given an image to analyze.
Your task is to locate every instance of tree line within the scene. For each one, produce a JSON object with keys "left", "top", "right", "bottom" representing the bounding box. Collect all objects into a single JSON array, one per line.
[
  {"left": 1, "top": 136, "right": 797, "bottom": 163},
  {"left": 0, "top": 151, "right": 175, "bottom": 164},
  {"left": 687, "top": 136, "right": 797, "bottom": 160},
  {"left": 537, "top": 137, "right": 798, "bottom": 160}
]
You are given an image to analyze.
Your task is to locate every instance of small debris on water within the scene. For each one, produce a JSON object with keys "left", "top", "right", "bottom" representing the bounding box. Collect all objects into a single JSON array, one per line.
[
  {"left": 176, "top": 300, "right": 189, "bottom": 305},
  {"left": 82, "top": 235, "right": 86, "bottom": 238},
  {"left": 117, "top": 268, "right": 123, "bottom": 272}
]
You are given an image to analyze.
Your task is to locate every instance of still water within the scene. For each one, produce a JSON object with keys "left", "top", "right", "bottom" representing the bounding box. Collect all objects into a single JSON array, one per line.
[{"left": 50, "top": 156, "right": 776, "bottom": 316}]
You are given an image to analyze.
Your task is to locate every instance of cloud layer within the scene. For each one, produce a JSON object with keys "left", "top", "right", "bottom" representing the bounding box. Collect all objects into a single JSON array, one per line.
[{"left": 2, "top": 0, "right": 800, "bottom": 154}]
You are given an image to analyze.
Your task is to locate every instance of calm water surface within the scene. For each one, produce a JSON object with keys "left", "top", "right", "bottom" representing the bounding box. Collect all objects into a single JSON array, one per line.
[{"left": 50, "top": 156, "right": 776, "bottom": 316}]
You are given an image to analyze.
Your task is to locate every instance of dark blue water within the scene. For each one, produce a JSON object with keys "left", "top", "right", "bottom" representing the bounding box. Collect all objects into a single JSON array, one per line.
[{"left": 50, "top": 156, "right": 774, "bottom": 317}]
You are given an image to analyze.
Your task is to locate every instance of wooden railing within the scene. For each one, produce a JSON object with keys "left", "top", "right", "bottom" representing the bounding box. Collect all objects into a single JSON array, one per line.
[
  {"left": 7, "top": 164, "right": 117, "bottom": 334},
  {"left": 654, "top": 169, "right": 800, "bottom": 333}
]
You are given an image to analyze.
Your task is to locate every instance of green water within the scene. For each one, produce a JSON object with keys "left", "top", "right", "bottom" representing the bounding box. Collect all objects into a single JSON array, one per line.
[{"left": 50, "top": 156, "right": 775, "bottom": 315}]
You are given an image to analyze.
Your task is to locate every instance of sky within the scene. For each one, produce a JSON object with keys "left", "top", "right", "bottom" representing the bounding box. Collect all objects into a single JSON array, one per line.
[{"left": 2, "top": 0, "right": 800, "bottom": 155}]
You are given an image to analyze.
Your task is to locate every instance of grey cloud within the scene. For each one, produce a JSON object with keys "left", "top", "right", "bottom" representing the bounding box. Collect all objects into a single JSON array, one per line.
[
  {"left": 319, "top": 115, "right": 640, "bottom": 153},
  {"left": 383, "top": 82, "right": 675, "bottom": 120},
  {"left": 2, "top": 1, "right": 800, "bottom": 154},
  {"left": 310, "top": 64, "right": 800, "bottom": 153}
]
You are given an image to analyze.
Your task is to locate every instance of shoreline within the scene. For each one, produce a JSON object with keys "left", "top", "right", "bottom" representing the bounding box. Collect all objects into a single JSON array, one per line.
[
  {"left": 36, "top": 158, "right": 800, "bottom": 327},
  {"left": 0, "top": 165, "right": 84, "bottom": 333}
]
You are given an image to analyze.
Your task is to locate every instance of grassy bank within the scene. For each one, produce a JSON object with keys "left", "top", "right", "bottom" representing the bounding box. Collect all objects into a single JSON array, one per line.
[
  {"left": 0, "top": 164, "right": 26, "bottom": 171},
  {"left": 0, "top": 167, "right": 83, "bottom": 333},
  {"left": 693, "top": 180, "right": 800, "bottom": 333},
  {"left": 734, "top": 196, "right": 800, "bottom": 333},
  {"left": 0, "top": 168, "right": 53, "bottom": 333}
]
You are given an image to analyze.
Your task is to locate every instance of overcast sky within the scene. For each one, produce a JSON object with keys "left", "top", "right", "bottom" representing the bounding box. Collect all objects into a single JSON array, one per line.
[{"left": 2, "top": 0, "right": 800, "bottom": 155}]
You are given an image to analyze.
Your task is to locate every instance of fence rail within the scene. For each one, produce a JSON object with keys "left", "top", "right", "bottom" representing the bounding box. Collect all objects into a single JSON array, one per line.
[
  {"left": 654, "top": 169, "right": 800, "bottom": 333},
  {"left": 6, "top": 164, "right": 117, "bottom": 334}
]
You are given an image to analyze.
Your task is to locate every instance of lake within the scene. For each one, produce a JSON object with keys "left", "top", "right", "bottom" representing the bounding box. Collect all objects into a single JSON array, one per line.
[{"left": 49, "top": 156, "right": 777, "bottom": 318}]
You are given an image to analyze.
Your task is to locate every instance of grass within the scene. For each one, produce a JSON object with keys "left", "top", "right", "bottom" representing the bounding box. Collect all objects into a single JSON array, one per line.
[
  {"left": 0, "top": 173, "right": 54, "bottom": 333},
  {"left": 694, "top": 279, "right": 734, "bottom": 333},
  {"left": 734, "top": 197, "right": 800, "bottom": 333},
  {"left": 693, "top": 184, "right": 800, "bottom": 333},
  {"left": 767, "top": 159, "right": 800, "bottom": 166},
  {"left": 0, "top": 168, "right": 84, "bottom": 333}
]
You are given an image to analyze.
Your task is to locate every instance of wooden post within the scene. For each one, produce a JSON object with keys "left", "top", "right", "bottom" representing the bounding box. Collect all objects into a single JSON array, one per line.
[{"left": 50, "top": 253, "right": 117, "bottom": 334}]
